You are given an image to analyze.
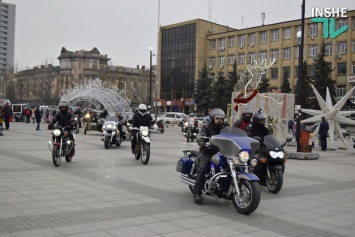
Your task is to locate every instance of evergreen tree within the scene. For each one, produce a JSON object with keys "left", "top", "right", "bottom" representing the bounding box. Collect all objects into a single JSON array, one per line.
[
  {"left": 228, "top": 61, "right": 239, "bottom": 92},
  {"left": 295, "top": 61, "right": 313, "bottom": 110},
  {"left": 258, "top": 77, "right": 270, "bottom": 93},
  {"left": 211, "top": 71, "right": 229, "bottom": 112},
  {"left": 280, "top": 72, "right": 291, "bottom": 93},
  {"left": 312, "top": 43, "right": 336, "bottom": 104},
  {"left": 193, "top": 62, "right": 213, "bottom": 115}
]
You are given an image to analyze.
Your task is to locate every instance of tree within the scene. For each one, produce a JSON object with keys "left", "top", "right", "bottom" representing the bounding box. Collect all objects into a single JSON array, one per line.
[
  {"left": 295, "top": 61, "right": 313, "bottom": 110},
  {"left": 211, "top": 71, "right": 229, "bottom": 111},
  {"left": 194, "top": 62, "right": 213, "bottom": 115},
  {"left": 312, "top": 43, "right": 336, "bottom": 105},
  {"left": 280, "top": 72, "right": 291, "bottom": 93},
  {"left": 258, "top": 77, "right": 270, "bottom": 93}
]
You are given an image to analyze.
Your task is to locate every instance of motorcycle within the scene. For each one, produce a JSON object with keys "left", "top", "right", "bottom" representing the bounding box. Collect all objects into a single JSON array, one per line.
[
  {"left": 132, "top": 126, "right": 151, "bottom": 165},
  {"left": 48, "top": 120, "right": 75, "bottom": 167},
  {"left": 156, "top": 118, "right": 165, "bottom": 133},
  {"left": 101, "top": 114, "right": 124, "bottom": 149},
  {"left": 252, "top": 135, "right": 291, "bottom": 194},
  {"left": 182, "top": 122, "right": 198, "bottom": 142},
  {"left": 13, "top": 113, "right": 24, "bottom": 122},
  {"left": 74, "top": 118, "right": 80, "bottom": 134},
  {"left": 177, "top": 127, "right": 261, "bottom": 215}
]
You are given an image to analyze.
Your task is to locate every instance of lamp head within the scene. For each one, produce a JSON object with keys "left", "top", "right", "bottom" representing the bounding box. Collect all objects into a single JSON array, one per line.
[
  {"left": 148, "top": 46, "right": 154, "bottom": 52},
  {"left": 296, "top": 31, "right": 302, "bottom": 38}
]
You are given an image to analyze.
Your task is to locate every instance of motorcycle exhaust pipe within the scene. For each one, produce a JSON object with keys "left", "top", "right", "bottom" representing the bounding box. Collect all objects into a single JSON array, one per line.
[{"left": 180, "top": 175, "right": 195, "bottom": 187}]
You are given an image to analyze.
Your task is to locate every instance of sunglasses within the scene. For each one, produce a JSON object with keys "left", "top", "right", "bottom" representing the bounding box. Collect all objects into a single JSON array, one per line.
[{"left": 215, "top": 117, "right": 224, "bottom": 121}]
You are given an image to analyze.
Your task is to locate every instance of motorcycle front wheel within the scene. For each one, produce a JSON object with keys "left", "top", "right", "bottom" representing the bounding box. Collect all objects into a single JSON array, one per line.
[
  {"left": 266, "top": 169, "right": 283, "bottom": 194},
  {"left": 135, "top": 144, "right": 141, "bottom": 160},
  {"left": 186, "top": 131, "right": 190, "bottom": 142},
  {"left": 104, "top": 136, "right": 110, "bottom": 149},
  {"left": 141, "top": 143, "right": 150, "bottom": 165},
  {"left": 231, "top": 180, "right": 260, "bottom": 215},
  {"left": 52, "top": 146, "right": 61, "bottom": 167}
]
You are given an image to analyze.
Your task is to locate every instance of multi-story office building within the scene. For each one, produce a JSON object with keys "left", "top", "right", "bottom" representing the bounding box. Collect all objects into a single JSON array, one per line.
[
  {"left": 0, "top": 0, "right": 16, "bottom": 73},
  {"left": 158, "top": 10, "right": 355, "bottom": 112}
]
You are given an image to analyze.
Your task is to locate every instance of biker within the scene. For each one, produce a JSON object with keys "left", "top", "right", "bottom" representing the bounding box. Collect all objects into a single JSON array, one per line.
[
  {"left": 131, "top": 104, "right": 152, "bottom": 154},
  {"left": 185, "top": 113, "right": 198, "bottom": 132},
  {"left": 246, "top": 111, "right": 271, "bottom": 141},
  {"left": 74, "top": 107, "right": 83, "bottom": 128},
  {"left": 233, "top": 106, "right": 253, "bottom": 131},
  {"left": 114, "top": 110, "right": 127, "bottom": 140},
  {"left": 194, "top": 108, "right": 226, "bottom": 204},
  {"left": 48, "top": 101, "right": 76, "bottom": 145},
  {"left": 99, "top": 109, "right": 109, "bottom": 119}
]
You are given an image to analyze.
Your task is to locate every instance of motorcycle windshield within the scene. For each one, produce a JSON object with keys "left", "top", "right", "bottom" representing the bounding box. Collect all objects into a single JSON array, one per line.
[
  {"left": 105, "top": 113, "right": 119, "bottom": 122},
  {"left": 211, "top": 127, "right": 259, "bottom": 159},
  {"left": 263, "top": 135, "right": 283, "bottom": 150}
]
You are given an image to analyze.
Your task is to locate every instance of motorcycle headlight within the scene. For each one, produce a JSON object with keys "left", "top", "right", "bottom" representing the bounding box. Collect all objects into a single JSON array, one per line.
[
  {"left": 85, "top": 114, "right": 90, "bottom": 118},
  {"left": 142, "top": 130, "right": 149, "bottom": 136},
  {"left": 75, "top": 118, "right": 78, "bottom": 121},
  {"left": 107, "top": 124, "right": 113, "bottom": 129},
  {"left": 184, "top": 122, "right": 188, "bottom": 127},
  {"left": 270, "top": 151, "right": 284, "bottom": 159},
  {"left": 239, "top": 151, "right": 249, "bottom": 163},
  {"left": 53, "top": 129, "right": 61, "bottom": 137}
]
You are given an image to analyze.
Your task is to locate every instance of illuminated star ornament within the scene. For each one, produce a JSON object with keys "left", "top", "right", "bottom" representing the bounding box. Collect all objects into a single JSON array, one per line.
[{"left": 301, "top": 85, "right": 355, "bottom": 149}]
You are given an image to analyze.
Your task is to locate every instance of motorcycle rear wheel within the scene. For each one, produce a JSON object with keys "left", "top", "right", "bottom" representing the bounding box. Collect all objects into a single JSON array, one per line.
[
  {"left": 52, "top": 146, "right": 61, "bottom": 167},
  {"left": 231, "top": 180, "right": 260, "bottom": 215},
  {"left": 104, "top": 136, "right": 110, "bottom": 149},
  {"left": 141, "top": 143, "right": 150, "bottom": 165},
  {"left": 266, "top": 169, "right": 283, "bottom": 194}
]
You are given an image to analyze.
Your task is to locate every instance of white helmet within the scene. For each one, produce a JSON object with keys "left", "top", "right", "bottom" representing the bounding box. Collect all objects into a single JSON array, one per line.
[{"left": 138, "top": 104, "right": 147, "bottom": 116}]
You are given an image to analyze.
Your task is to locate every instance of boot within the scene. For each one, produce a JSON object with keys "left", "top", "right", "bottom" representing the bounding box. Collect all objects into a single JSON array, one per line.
[{"left": 194, "top": 194, "right": 203, "bottom": 204}]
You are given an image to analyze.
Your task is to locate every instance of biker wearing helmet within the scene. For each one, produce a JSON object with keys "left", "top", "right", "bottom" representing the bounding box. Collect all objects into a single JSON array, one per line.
[
  {"left": 99, "top": 109, "right": 109, "bottom": 119},
  {"left": 131, "top": 104, "right": 152, "bottom": 154},
  {"left": 114, "top": 110, "right": 126, "bottom": 140},
  {"left": 193, "top": 108, "right": 226, "bottom": 204},
  {"left": 233, "top": 106, "right": 253, "bottom": 131},
  {"left": 246, "top": 111, "right": 271, "bottom": 141},
  {"left": 49, "top": 101, "right": 75, "bottom": 145}
]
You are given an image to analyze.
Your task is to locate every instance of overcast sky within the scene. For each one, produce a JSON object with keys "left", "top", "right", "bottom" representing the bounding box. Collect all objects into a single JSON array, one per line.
[{"left": 5, "top": 0, "right": 355, "bottom": 69}]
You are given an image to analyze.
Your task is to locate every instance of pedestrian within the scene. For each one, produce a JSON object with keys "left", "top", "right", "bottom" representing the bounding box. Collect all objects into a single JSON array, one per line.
[
  {"left": 288, "top": 119, "right": 294, "bottom": 134},
  {"left": 35, "top": 107, "right": 42, "bottom": 130},
  {"left": 25, "top": 107, "right": 31, "bottom": 123},
  {"left": 318, "top": 117, "right": 329, "bottom": 151},
  {"left": 31, "top": 107, "right": 36, "bottom": 123},
  {"left": 2, "top": 102, "right": 12, "bottom": 130}
]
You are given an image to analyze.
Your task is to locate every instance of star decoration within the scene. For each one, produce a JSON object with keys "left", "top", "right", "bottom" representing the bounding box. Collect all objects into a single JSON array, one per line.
[{"left": 301, "top": 85, "right": 355, "bottom": 149}]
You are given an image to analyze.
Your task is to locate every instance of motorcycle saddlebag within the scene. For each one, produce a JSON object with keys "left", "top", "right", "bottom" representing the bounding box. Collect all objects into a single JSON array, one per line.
[{"left": 176, "top": 157, "right": 193, "bottom": 174}]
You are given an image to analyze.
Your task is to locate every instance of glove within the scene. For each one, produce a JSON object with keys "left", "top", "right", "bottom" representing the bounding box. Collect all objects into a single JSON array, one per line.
[
  {"left": 48, "top": 124, "right": 53, "bottom": 130},
  {"left": 197, "top": 138, "right": 205, "bottom": 147}
]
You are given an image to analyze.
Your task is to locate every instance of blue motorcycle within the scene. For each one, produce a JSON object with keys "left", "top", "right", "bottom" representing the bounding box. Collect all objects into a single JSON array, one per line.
[{"left": 177, "top": 127, "right": 261, "bottom": 215}]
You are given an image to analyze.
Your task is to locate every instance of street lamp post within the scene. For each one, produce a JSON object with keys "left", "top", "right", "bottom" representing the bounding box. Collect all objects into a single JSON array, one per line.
[
  {"left": 296, "top": 0, "right": 305, "bottom": 152},
  {"left": 149, "top": 47, "right": 153, "bottom": 109}
]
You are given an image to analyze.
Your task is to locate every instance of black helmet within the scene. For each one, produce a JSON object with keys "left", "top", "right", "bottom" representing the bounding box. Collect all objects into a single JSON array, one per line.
[
  {"left": 104, "top": 109, "right": 108, "bottom": 113},
  {"left": 252, "top": 111, "right": 266, "bottom": 126},
  {"left": 210, "top": 108, "right": 225, "bottom": 120}
]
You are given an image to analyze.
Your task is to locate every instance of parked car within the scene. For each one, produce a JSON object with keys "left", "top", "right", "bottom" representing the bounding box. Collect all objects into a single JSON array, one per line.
[
  {"left": 309, "top": 123, "right": 351, "bottom": 138},
  {"left": 162, "top": 112, "right": 186, "bottom": 126},
  {"left": 197, "top": 117, "right": 208, "bottom": 127}
]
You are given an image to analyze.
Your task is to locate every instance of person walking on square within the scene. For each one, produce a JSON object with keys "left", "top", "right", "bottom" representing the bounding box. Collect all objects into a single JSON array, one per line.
[
  {"left": 31, "top": 107, "right": 36, "bottom": 123},
  {"left": 2, "top": 102, "right": 12, "bottom": 130},
  {"left": 318, "top": 117, "right": 329, "bottom": 151},
  {"left": 35, "top": 107, "right": 42, "bottom": 130}
]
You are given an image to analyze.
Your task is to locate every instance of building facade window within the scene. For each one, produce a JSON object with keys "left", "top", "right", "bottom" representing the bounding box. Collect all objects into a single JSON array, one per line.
[
  {"left": 249, "top": 52, "right": 256, "bottom": 63},
  {"left": 238, "top": 54, "right": 245, "bottom": 64},
  {"left": 271, "top": 68, "right": 278, "bottom": 79},
  {"left": 228, "top": 37, "right": 235, "bottom": 47},
  {"left": 260, "top": 51, "right": 267, "bottom": 61},
  {"left": 249, "top": 33, "right": 256, "bottom": 45},
  {"left": 219, "top": 38, "right": 225, "bottom": 49},
  {"left": 271, "top": 30, "right": 279, "bottom": 41},
  {"left": 337, "top": 85, "right": 346, "bottom": 97},
  {"left": 283, "top": 47, "right": 291, "bottom": 59},
  {"left": 337, "top": 62, "right": 346, "bottom": 75},
  {"left": 228, "top": 54, "right": 235, "bottom": 65},
  {"left": 239, "top": 35, "right": 245, "bottom": 47},
  {"left": 338, "top": 19, "right": 347, "bottom": 28},
  {"left": 338, "top": 41, "right": 347, "bottom": 54},
  {"left": 309, "top": 24, "right": 318, "bottom": 36},
  {"left": 352, "top": 63, "right": 355, "bottom": 74},
  {"left": 295, "top": 66, "right": 299, "bottom": 78},
  {"left": 260, "top": 31, "right": 267, "bottom": 43},
  {"left": 283, "top": 67, "right": 290, "bottom": 77},
  {"left": 309, "top": 44, "right": 318, "bottom": 57},
  {"left": 271, "top": 49, "right": 279, "bottom": 60},
  {"left": 325, "top": 43, "right": 332, "bottom": 55},
  {"left": 210, "top": 57, "right": 215, "bottom": 66},
  {"left": 219, "top": 56, "right": 225, "bottom": 66},
  {"left": 352, "top": 40, "right": 355, "bottom": 52},
  {"left": 210, "top": 40, "right": 216, "bottom": 50},
  {"left": 283, "top": 27, "right": 291, "bottom": 39}
]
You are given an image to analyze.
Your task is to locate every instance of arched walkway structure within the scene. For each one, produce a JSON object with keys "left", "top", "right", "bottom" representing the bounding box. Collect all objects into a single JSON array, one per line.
[{"left": 61, "top": 78, "right": 131, "bottom": 112}]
